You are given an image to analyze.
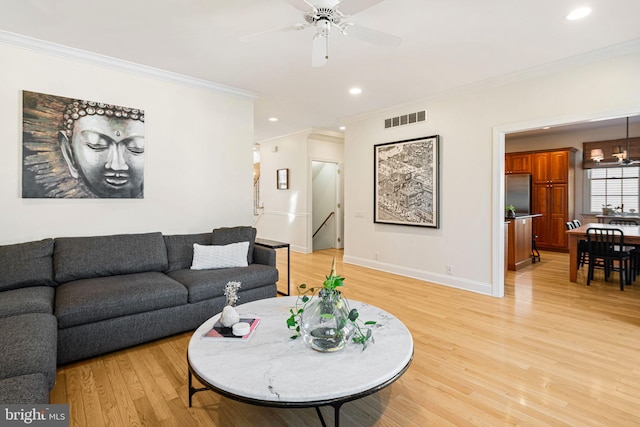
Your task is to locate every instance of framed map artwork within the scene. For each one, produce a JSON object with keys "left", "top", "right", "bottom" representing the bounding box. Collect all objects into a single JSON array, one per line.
[{"left": 373, "top": 135, "right": 439, "bottom": 228}]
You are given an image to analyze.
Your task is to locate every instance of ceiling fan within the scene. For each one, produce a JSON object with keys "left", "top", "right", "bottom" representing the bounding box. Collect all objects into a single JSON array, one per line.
[{"left": 242, "top": 0, "right": 401, "bottom": 67}]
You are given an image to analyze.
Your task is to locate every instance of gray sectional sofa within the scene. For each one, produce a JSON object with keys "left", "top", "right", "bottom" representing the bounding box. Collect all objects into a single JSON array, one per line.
[{"left": 0, "top": 226, "right": 278, "bottom": 404}]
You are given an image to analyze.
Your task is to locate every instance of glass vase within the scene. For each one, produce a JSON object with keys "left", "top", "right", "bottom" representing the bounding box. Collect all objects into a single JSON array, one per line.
[{"left": 300, "top": 290, "right": 354, "bottom": 352}]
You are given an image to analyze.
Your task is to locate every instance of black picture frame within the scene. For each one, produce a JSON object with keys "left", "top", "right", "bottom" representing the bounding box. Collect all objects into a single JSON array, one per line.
[
  {"left": 277, "top": 168, "right": 289, "bottom": 190},
  {"left": 373, "top": 135, "right": 439, "bottom": 228}
]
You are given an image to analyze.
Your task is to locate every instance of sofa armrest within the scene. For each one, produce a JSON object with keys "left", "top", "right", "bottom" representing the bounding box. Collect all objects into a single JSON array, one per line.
[{"left": 252, "top": 245, "right": 276, "bottom": 267}]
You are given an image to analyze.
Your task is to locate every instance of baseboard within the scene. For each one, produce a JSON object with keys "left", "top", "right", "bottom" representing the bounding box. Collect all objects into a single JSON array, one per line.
[{"left": 342, "top": 255, "right": 494, "bottom": 296}]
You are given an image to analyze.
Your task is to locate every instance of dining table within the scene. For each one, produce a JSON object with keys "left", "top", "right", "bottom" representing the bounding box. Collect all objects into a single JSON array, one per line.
[{"left": 566, "top": 222, "right": 640, "bottom": 282}]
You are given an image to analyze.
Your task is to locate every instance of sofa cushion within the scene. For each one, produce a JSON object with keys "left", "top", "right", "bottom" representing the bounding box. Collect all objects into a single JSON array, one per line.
[
  {"left": 212, "top": 226, "right": 257, "bottom": 264},
  {"left": 0, "top": 373, "right": 49, "bottom": 404},
  {"left": 54, "top": 232, "right": 169, "bottom": 283},
  {"left": 167, "top": 264, "right": 278, "bottom": 304},
  {"left": 191, "top": 242, "right": 249, "bottom": 270},
  {"left": 164, "top": 233, "right": 212, "bottom": 271},
  {"left": 55, "top": 272, "right": 188, "bottom": 328},
  {"left": 0, "top": 287, "right": 54, "bottom": 319},
  {"left": 0, "top": 313, "right": 57, "bottom": 389},
  {"left": 0, "top": 239, "right": 54, "bottom": 291},
  {"left": 252, "top": 245, "right": 276, "bottom": 267}
]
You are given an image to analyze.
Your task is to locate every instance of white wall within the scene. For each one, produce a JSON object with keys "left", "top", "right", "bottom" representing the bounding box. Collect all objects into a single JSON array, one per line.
[
  {"left": 0, "top": 41, "right": 255, "bottom": 244},
  {"left": 343, "top": 48, "right": 640, "bottom": 297},
  {"left": 256, "top": 129, "right": 343, "bottom": 253}
]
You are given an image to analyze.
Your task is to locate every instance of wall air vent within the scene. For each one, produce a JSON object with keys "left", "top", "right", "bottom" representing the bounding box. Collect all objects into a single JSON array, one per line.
[{"left": 384, "top": 110, "right": 426, "bottom": 129}]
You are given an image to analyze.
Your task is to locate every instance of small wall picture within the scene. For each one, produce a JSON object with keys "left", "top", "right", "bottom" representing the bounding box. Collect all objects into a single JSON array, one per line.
[
  {"left": 277, "top": 168, "right": 289, "bottom": 190},
  {"left": 22, "top": 90, "right": 145, "bottom": 198},
  {"left": 374, "top": 135, "right": 439, "bottom": 228}
]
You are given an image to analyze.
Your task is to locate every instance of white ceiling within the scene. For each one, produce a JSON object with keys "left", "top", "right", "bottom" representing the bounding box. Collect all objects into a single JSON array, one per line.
[{"left": 1, "top": 0, "right": 640, "bottom": 142}]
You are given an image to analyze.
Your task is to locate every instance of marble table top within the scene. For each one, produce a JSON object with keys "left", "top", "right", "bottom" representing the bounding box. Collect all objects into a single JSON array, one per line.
[{"left": 188, "top": 296, "right": 413, "bottom": 405}]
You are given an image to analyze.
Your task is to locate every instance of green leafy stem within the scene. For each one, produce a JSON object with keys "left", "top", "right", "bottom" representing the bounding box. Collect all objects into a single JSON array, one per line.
[{"left": 286, "top": 263, "right": 376, "bottom": 350}]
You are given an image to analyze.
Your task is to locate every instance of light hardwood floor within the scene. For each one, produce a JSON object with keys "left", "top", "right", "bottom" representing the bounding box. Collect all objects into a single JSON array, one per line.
[{"left": 50, "top": 249, "right": 640, "bottom": 426}]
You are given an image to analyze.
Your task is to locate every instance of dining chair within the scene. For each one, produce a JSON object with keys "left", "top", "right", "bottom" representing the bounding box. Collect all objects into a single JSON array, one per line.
[
  {"left": 609, "top": 219, "right": 639, "bottom": 225},
  {"left": 609, "top": 219, "right": 640, "bottom": 277},
  {"left": 566, "top": 221, "right": 587, "bottom": 269},
  {"left": 585, "top": 227, "right": 633, "bottom": 290}
]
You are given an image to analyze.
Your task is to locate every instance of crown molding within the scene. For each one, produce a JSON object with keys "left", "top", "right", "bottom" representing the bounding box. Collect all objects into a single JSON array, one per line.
[
  {"left": 0, "top": 30, "right": 258, "bottom": 100},
  {"left": 458, "top": 38, "right": 640, "bottom": 96},
  {"left": 259, "top": 127, "right": 344, "bottom": 144},
  {"left": 344, "top": 38, "right": 640, "bottom": 124}
]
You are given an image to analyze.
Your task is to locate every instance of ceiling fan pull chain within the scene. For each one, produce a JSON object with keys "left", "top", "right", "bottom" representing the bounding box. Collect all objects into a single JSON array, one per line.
[{"left": 326, "top": 32, "right": 329, "bottom": 60}]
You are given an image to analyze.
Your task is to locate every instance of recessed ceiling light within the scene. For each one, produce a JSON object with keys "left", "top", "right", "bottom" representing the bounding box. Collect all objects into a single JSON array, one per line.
[
  {"left": 339, "top": 126, "right": 346, "bottom": 131},
  {"left": 543, "top": 126, "right": 551, "bottom": 130},
  {"left": 349, "top": 87, "right": 362, "bottom": 95},
  {"left": 566, "top": 7, "right": 592, "bottom": 21},
  {"left": 268, "top": 117, "right": 278, "bottom": 122}
]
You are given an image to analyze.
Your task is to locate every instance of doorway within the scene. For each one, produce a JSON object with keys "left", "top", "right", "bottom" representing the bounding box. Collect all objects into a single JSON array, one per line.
[
  {"left": 493, "top": 108, "right": 640, "bottom": 298},
  {"left": 312, "top": 161, "right": 343, "bottom": 251}
]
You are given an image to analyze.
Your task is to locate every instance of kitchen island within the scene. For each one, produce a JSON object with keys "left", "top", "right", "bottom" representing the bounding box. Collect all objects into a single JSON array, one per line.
[{"left": 506, "top": 214, "right": 542, "bottom": 270}]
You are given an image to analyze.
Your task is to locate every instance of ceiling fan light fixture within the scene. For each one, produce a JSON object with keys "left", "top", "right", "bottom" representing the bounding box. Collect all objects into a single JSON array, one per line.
[
  {"left": 315, "top": 18, "right": 331, "bottom": 36},
  {"left": 276, "top": 0, "right": 401, "bottom": 67},
  {"left": 311, "top": 32, "right": 329, "bottom": 67}
]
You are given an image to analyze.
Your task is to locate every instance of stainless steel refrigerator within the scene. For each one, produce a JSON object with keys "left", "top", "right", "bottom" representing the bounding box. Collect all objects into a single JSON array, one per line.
[{"left": 506, "top": 174, "right": 531, "bottom": 215}]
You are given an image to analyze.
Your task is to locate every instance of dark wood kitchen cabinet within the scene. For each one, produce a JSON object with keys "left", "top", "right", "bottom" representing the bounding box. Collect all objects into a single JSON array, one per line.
[
  {"left": 507, "top": 216, "right": 535, "bottom": 270},
  {"left": 505, "top": 153, "right": 531, "bottom": 174},
  {"left": 532, "top": 150, "right": 570, "bottom": 184},
  {"left": 506, "top": 147, "right": 576, "bottom": 252},
  {"left": 531, "top": 148, "right": 577, "bottom": 251}
]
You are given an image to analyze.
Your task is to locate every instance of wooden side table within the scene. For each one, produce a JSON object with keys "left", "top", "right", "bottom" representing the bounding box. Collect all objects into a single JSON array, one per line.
[{"left": 255, "top": 238, "right": 290, "bottom": 296}]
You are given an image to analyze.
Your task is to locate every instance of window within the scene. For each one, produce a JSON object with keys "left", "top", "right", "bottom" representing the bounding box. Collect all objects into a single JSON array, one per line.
[{"left": 587, "top": 167, "right": 640, "bottom": 213}]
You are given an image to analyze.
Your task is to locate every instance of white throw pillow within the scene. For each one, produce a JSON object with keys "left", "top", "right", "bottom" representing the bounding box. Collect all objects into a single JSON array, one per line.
[{"left": 191, "top": 242, "right": 250, "bottom": 270}]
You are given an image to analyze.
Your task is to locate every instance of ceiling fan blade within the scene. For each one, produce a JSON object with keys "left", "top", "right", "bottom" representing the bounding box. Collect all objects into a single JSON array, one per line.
[
  {"left": 240, "top": 23, "right": 308, "bottom": 43},
  {"left": 312, "top": 34, "right": 328, "bottom": 67},
  {"left": 337, "top": 0, "right": 385, "bottom": 16},
  {"left": 343, "top": 23, "right": 401, "bottom": 48},
  {"left": 282, "top": 0, "right": 316, "bottom": 12}
]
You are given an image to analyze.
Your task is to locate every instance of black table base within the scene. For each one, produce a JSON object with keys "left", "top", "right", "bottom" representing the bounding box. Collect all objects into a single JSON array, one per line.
[{"left": 187, "top": 354, "right": 412, "bottom": 427}]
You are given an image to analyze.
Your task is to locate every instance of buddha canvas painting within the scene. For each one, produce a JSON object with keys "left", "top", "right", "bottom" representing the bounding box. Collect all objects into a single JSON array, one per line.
[{"left": 22, "top": 90, "right": 145, "bottom": 198}]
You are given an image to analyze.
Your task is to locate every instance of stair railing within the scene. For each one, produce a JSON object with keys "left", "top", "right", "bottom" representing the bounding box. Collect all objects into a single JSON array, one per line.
[{"left": 313, "top": 211, "right": 335, "bottom": 238}]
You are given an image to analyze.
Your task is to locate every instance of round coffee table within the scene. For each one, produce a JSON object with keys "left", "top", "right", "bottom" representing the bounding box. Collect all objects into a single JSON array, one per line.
[{"left": 187, "top": 296, "right": 413, "bottom": 426}]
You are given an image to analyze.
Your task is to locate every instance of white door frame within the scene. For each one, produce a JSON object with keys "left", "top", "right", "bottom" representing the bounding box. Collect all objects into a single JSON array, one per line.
[
  {"left": 310, "top": 158, "right": 344, "bottom": 251},
  {"left": 492, "top": 107, "right": 640, "bottom": 297}
]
